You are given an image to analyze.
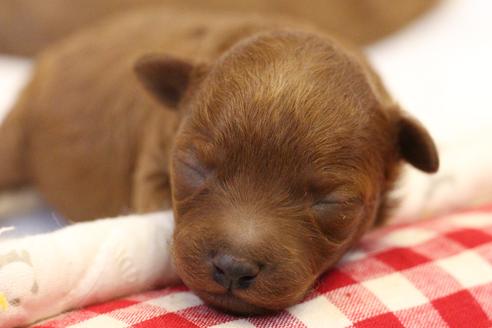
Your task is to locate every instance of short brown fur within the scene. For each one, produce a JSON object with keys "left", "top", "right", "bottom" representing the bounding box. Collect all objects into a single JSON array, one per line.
[{"left": 0, "top": 8, "right": 438, "bottom": 314}]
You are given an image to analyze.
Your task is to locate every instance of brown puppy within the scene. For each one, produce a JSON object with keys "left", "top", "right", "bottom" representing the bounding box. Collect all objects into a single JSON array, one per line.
[
  {"left": 0, "top": 0, "right": 438, "bottom": 56},
  {"left": 0, "top": 8, "right": 438, "bottom": 314}
]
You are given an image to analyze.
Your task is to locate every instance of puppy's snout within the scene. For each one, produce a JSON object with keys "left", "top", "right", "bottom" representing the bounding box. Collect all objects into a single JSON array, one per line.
[{"left": 212, "top": 254, "right": 260, "bottom": 290}]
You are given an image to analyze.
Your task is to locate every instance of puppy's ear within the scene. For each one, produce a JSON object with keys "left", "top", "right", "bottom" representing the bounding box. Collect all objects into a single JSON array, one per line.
[
  {"left": 134, "top": 54, "right": 198, "bottom": 108},
  {"left": 396, "top": 113, "right": 439, "bottom": 173}
]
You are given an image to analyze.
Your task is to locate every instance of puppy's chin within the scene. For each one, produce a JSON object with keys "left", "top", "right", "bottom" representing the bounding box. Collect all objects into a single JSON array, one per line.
[
  {"left": 189, "top": 281, "right": 314, "bottom": 315},
  {"left": 194, "top": 290, "right": 271, "bottom": 315}
]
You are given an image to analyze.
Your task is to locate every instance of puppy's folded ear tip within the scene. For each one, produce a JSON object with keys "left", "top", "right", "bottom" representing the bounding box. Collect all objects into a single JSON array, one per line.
[
  {"left": 415, "top": 149, "right": 439, "bottom": 173},
  {"left": 425, "top": 146, "right": 439, "bottom": 173},
  {"left": 397, "top": 115, "right": 440, "bottom": 174},
  {"left": 427, "top": 160, "right": 439, "bottom": 174},
  {"left": 133, "top": 53, "right": 195, "bottom": 108}
]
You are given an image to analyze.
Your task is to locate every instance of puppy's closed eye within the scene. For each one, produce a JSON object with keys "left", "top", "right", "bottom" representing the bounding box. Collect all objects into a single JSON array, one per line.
[
  {"left": 172, "top": 151, "right": 212, "bottom": 200},
  {"left": 311, "top": 195, "right": 363, "bottom": 242},
  {"left": 311, "top": 190, "right": 361, "bottom": 213},
  {"left": 312, "top": 196, "right": 342, "bottom": 213}
]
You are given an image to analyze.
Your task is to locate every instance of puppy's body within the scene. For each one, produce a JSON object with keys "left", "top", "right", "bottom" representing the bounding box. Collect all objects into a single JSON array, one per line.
[
  {"left": 1, "top": 10, "right": 294, "bottom": 220},
  {"left": 0, "top": 0, "right": 438, "bottom": 56},
  {"left": 0, "top": 8, "right": 438, "bottom": 313}
]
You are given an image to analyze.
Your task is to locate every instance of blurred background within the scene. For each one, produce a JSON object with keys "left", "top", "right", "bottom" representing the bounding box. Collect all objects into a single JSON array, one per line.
[{"left": 0, "top": 0, "right": 491, "bottom": 236}]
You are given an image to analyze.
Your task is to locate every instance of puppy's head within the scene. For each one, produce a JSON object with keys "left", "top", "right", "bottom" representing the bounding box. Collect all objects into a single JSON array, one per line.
[{"left": 135, "top": 30, "right": 438, "bottom": 314}]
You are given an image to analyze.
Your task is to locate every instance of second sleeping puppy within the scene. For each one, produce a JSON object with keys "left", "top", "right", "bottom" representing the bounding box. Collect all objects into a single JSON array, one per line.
[{"left": 0, "top": 8, "right": 438, "bottom": 314}]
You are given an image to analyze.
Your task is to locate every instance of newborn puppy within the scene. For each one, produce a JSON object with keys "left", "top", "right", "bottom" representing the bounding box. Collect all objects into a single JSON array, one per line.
[{"left": 0, "top": 8, "right": 438, "bottom": 314}]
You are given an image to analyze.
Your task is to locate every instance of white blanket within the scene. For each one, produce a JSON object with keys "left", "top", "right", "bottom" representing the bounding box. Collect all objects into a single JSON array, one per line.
[{"left": 0, "top": 213, "right": 179, "bottom": 328}]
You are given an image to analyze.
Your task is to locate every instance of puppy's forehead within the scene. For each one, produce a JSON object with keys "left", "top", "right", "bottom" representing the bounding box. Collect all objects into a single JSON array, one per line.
[
  {"left": 186, "top": 31, "right": 390, "bottom": 185},
  {"left": 195, "top": 33, "right": 378, "bottom": 139},
  {"left": 208, "top": 30, "right": 377, "bottom": 109},
  {"left": 193, "top": 30, "right": 379, "bottom": 138}
]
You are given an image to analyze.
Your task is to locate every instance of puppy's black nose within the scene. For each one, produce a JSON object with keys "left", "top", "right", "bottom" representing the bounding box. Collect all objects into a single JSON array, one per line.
[{"left": 212, "top": 254, "right": 260, "bottom": 290}]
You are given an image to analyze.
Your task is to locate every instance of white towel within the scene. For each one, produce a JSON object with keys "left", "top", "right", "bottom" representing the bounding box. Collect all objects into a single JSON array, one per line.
[{"left": 0, "top": 212, "right": 179, "bottom": 327}]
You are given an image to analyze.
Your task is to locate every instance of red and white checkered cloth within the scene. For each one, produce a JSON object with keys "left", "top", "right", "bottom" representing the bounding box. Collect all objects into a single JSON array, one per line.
[{"left": 34, "top": 205, "right": 492, "bottom": 328}]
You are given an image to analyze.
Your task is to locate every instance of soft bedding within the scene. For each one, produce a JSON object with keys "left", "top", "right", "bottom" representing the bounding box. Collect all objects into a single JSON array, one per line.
[
  {"left": 33, "top": 205, "right": 492, "bottom": 328},
  {"left": 1, "top": 0, "right": 492, "bottom": 327}
]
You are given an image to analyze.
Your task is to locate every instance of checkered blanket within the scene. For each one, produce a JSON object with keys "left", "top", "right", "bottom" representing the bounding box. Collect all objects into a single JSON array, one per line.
[{"left": 34, "top": 205, "right": 492, "bottom": 328}]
